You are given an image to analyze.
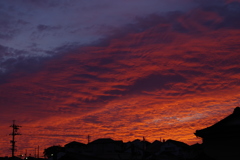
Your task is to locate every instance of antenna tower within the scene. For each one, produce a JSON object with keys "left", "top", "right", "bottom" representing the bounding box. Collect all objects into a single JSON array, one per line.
[{"left": 9, "top": 120, "right": 21, "bottom": 158}]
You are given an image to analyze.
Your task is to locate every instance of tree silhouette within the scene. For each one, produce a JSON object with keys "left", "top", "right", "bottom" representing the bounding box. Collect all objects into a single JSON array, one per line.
[{"left": 43, "top": 145, "right": 64, "bottom": 158}]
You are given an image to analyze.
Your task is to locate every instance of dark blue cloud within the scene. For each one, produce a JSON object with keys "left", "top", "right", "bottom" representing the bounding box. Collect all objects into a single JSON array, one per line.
[
  {"left": 37, "top": 24, "right": 61, "bottom": 31},
  {"left": 1, "top": 0, "right": 240, "bottom": 76},
  {"left": 129, "top": 74, "right": 187, "bottom": 93}
]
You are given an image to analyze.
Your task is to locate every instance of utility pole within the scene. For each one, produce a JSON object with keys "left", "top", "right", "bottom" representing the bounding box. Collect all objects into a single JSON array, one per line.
[
  {"left": 37, "top": 145, "right": 40, "bottom": 158},
  {"left": 9, "top": 120, "right": 21, "bottom": 158}
]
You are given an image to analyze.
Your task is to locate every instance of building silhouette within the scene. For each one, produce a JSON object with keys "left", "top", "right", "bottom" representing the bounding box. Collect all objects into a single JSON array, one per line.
[{"left": 195, "top": 107, "right": 240, "bottom": 160}]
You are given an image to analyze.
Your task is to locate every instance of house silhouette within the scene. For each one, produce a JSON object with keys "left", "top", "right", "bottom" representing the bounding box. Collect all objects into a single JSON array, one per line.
[{"left": 195, "top": 107, "right": 240, "bottom": 160}]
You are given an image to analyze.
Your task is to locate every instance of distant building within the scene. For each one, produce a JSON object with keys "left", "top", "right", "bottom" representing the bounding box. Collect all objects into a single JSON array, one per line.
[
  {"left": 125, "top": 139, "right": 148, "bottom": 158},
  {"left": 195, "top": 107, "right": 240, "bottom": 160},
  {"left": 145, "top": 140, "right": 163, "bottom": 155},
  {"left": 64, "top": 141, "right": 86, "bottom": 153},
  {"left": 86, "top": 138, "right": 123, "bottom": 153},
  {"left": 157, "top": 139, "right": 190, "bottom": 159}
]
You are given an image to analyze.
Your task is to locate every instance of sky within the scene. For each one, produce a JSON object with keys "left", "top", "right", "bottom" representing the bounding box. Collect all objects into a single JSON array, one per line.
[{"left": 1, "top": 0, "right": 240, "bottom": 157}]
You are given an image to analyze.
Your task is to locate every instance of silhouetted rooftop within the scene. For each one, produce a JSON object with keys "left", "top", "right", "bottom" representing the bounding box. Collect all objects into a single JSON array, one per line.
[
  {"left": 64, "top": 141, "right": 86, "bottom": 148},
  {"left": 166, "top": 139, "right": 189, "bottom": 149},
  {"left": 146, "top": 140, "right": 163, "bottom": 153},
  {"left": 89, "top": 138, "right": 123, "bottom": 144},
  {"left": 195, "top": 107, "right": 240, "bottom": 138}
]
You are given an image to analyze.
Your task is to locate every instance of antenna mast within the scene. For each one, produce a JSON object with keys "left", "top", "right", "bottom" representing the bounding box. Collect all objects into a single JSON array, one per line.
[
  {"left": 10, "top": 120, "right": 21, "bottom": 158},
  {"left": 87, "top": 135, "right": 91, "bottom": 144}
]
